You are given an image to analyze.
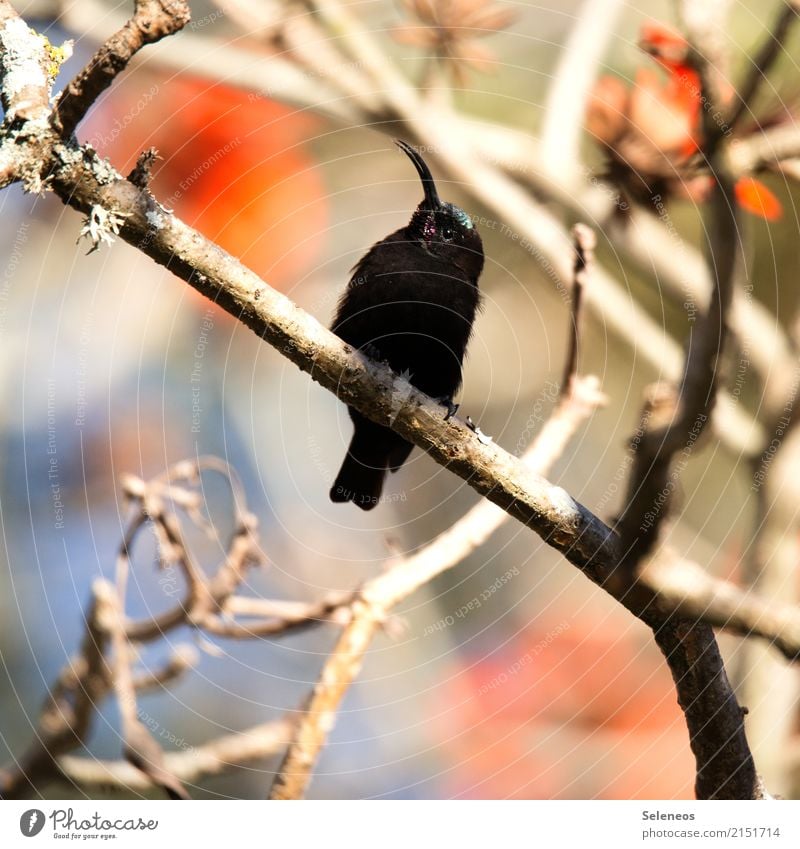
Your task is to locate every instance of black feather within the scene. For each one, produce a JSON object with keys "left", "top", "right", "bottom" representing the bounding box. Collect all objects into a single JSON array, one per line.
[{"left": 328, "top": 142, "right": 484, "bottom": 509}]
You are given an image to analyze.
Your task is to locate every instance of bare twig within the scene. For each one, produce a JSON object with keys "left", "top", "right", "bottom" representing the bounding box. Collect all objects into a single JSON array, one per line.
[
  {"left": 540, "top": 0, "right": 624, "bottom": 177},
  {"left": 131, "top": 644, "right": 199, "bottom": 692},
  {"left": 120, "top": 459, "right": 262, "bottom": 642},
  {"left": 562, "top": 223, "right": 593, "bottom": 392},
  {"left": 727, "top": 1, "right": 800, "bottom": 132},
  {"left": 52, "top": 0, "right": 191, "bottom": 137},
  {"left": 0, "top": 585, "right": 111, "bottom": 798},
  {"left": 96, "top": 580, "right": 191, "bottom": 799},
  {"left": 57, "top": 718, "right": 294, "bottom": 790},
  {"left": 0, "top": 457, "right": 261, "bottom": 798},
  {"left": 733, "top": 368, "right": 800, "bottom": 794}
]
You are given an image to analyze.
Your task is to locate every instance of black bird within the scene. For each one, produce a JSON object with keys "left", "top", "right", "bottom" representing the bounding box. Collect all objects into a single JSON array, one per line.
[{"left": 329, "top": 141, "right": 484, "bottom": 510}]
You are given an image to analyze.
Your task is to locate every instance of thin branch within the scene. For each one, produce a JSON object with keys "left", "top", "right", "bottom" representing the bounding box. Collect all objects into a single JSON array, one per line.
[
  {"left": 269, "top": 597, "right": 381, "bottom": 800},
  {"left": 641, "top": 549, "right": 800, "bottom": 661},
  {"left": 733, "top": 365, "right": 800, "bottom": 793},
  {"left": 121, "top": 459, "right": 262, "bottom": 642},
  {"left": 96, "top": 579, "right": 191, "bottom": 799},
  {"left": 57, "top": 718, "right": 294, "bottom": 790},
  {"left": 730, "top": 122, "right": 800, "bottom": 175},
  {"left": 562, "top": 223, "right": 593, "bottom": 391},
  {"left": 199, "top": 598, "right": 353, "bottom": 639},
  {"left": 131, "top": 644, "right": 199, "bottom": 692},
  {"left": 727, "top": 0, "right": 800, "bottom": 132},
  {"left": 540, "top": 0, "right": 624, "bottom": 177},
  {"left": 52, "top": 0, "right": 191, "bottom": 137},
  {"left": 0, "top": 584, "right": 111, "bottom": 798}
]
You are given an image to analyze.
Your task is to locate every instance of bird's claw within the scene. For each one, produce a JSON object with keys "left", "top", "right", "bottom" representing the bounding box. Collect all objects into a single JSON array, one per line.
[
  {"left": 438, "top": 398, "right": 459, "bottom": 421},
  {"left": 466, "top": 415, "right": 493, "bottom": 445}
]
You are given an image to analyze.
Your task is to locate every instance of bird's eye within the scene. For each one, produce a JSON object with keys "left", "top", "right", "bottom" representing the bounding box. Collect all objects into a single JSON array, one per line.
[{"left": 442, "top": 227, "right": 455, "bottom": 242}]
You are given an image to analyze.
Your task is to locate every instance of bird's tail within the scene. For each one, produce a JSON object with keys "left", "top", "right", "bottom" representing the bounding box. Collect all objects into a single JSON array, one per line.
[{"left": 330, "top": 432, "right": 389, "bottom": 511}]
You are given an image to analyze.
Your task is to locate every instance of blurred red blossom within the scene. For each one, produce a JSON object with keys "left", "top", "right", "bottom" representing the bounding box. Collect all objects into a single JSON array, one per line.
[
  {"left": 586, "top": 22, "right": 782, "bottom": 221},
  {"left": 82, "top": 74, "right": 328, "bottom": 294},
  {"left": 432, "top": 616, "right": 694, "bottom": 799}
]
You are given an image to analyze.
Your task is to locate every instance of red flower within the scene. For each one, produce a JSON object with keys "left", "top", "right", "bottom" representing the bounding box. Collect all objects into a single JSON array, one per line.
[
  {"left": 586, "top": 22, "right": 782, "bottom": 221},
  {"left": 82, "top": 74, "right": 328, "bottom": 291}
]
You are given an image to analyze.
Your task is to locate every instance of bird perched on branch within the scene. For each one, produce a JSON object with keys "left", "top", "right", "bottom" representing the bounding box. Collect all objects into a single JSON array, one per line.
[{"left": 329, "top": 141, "right": 484, "bottom": 510}]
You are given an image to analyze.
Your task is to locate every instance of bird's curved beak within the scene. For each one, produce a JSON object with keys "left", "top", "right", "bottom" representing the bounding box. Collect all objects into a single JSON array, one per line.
[{"left": 396, "top": 140, "right": 442, "bottom": 210}]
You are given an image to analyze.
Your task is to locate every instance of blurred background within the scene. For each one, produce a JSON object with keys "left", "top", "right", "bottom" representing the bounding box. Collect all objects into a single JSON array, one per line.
[{"left": 1, "top": 0, "right": 799, "bottom": 799}]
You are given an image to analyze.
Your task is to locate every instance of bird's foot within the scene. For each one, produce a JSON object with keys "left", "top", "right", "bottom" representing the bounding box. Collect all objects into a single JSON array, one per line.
[
  {"left": 466, "top": 415, "right": 493, "bottom": 445},
  {"left": 437, "top": 397, "right": 459, "bottom": 421}
]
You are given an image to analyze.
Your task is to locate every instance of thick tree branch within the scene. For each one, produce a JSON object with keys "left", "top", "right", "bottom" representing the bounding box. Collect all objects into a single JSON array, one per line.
[
  {"left": 610, "top": 15, "right": 760, "bottom": 798},
  {"left": 52, "top": 0, "right": 797, "bottom": 456},
  {"left": 270, "top": 246, "right": 605, "bottom": 799},
  {"left": 617, "top": 43, "right": 741, "bottom": 574},
  {"left": 649, "top": 618, "right": 762, "bottom": 800},
  {"left": 1, "top": 1, "right": 795, "bottom": 801}
]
